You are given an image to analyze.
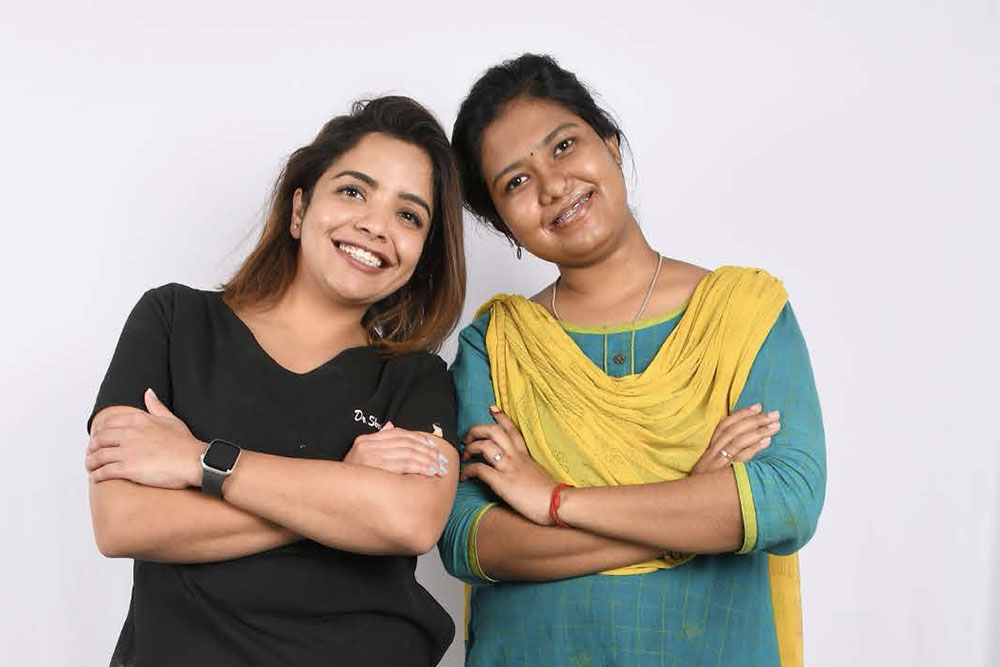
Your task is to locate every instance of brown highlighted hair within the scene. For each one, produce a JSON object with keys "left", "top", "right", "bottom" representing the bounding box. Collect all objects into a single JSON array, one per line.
[{"left": 223, "top": 96, "right": 465, "bottom": 355}]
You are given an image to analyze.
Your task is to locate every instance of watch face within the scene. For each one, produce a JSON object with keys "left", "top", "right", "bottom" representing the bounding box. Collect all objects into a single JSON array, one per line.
[{"left": 203, "top": 439, "right": 241, "bottom": 472}]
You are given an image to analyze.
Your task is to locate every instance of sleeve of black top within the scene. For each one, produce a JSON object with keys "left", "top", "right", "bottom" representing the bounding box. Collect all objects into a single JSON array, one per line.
[
  {"left": 86, "top": 284, "right": 176, "bottom": 433},
  {"left": 386, "top": 355, "right": 458, "bottom": 448}
]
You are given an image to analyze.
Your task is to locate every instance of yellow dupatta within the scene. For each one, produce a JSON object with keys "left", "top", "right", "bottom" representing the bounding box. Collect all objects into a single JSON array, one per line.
[{"left": 477, "top": 266, "right": 801, "bottom": 665}]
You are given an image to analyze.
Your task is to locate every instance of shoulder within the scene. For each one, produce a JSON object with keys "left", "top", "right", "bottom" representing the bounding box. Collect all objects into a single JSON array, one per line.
[
  {"left": 460, "top": 310, "right": 492, "bottom": 340},
  {"left": 383, "top": 349, "right": 449, "bottom": 377},
  {"left": 697, "top": 266, "right": 787, "bottom": 307},
  {"left": 452, "top": 309, "right": 494, "bottom": 362},
  {"left": 660, "top": 258, "right": 710, "bottom": 295},
  {"left": 135, "top": 282, "right": 220, "bottom": 322},
  {"left": 662, "top": 258, "right": 711, "bottom": 287},
  {"left": 138, "top": 282, "right": 217, "bottom": 308}
]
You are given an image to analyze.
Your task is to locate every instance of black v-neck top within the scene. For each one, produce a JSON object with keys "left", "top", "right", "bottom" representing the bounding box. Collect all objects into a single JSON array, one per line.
[{"left": 89, "top": 283, "right": 456, "bottom": 667}]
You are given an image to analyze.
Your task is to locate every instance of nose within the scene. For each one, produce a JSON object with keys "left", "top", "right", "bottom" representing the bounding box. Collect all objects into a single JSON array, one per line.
[
  {"left": 536, "top": 164, "right": 571, "bottom": 206},
  {"left": 354, "top": 209, "right": 390, "bottom": 242}
]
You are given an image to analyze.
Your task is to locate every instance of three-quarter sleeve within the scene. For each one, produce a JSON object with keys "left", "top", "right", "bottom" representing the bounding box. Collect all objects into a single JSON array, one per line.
[
  {"left": 730, "top": 303, "right": 827, "bottom": 555},
  {"left": 438, "top": 313, "right": 502, "bottom": 585},
  {"left": 87, "top": 284, "right": 177, "bottom": 432}
]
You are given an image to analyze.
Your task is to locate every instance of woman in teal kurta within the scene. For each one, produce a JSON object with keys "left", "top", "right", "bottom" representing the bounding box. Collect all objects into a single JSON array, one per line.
[
  {"left": 439, "top": 53, "right": 826, "bottom": 665},
  {"left": 441, "top": 302, "right": 824, "bottom": 665}
]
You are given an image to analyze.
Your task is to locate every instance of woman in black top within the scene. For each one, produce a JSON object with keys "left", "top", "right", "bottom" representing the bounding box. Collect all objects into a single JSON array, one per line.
[{"left": 85, "top": 96, "right": 466, "bottom": 667}]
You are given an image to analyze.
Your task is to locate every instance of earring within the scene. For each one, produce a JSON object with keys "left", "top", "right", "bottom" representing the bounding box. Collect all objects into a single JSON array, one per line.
[{"left": 515, "top": 245, "right": 523, "bottom": 260}]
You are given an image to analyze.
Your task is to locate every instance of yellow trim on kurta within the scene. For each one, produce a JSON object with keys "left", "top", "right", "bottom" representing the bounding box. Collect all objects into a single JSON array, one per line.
[
  {"left": 557, "top": 300, "right": 689, "bottom": 335},
  {"left": 467, "top": 503, "right": 499, "bottom": 583},
  {"left": 463, "top": 503, "right": 499, "bottom": 641},
  {"left": 479, "top": 266, "right": 788, "bottom": 575},
  {"left": 731, "top": 461, "right": 759, "bottom": 554}
]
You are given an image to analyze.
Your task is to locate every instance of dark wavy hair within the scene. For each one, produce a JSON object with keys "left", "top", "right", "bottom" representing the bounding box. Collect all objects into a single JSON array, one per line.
[
  {"left": 452, "top": 53, "right": 626, "bottom": 242},
  {"left": 223, "top": 96, "right": 465, "bottom": 355}
]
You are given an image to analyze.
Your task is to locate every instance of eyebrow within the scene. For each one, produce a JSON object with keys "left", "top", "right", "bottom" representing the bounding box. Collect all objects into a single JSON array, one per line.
[
  {"left": 490, "top": 122, "right": 580, "bottom": 189},
  {"left": 333, "top": 170, "right": 431, "bottom": 217}
]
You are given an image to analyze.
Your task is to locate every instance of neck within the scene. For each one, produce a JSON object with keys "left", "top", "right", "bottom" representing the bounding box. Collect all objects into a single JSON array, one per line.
[
  {"left": 260, "top": 271, "right": 370, "bottom": 348},
  {"left": 556, "top": 218, "right": 659, "bottom": 305}
]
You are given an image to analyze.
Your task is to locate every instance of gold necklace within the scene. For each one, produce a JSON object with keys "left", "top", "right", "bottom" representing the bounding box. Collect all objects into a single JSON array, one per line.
[
  {"left": 550, "top": 252, "right": 663, "bottom": 375},
  {"left": 550, "top": 252, "right": 664, "bottom": 324}
]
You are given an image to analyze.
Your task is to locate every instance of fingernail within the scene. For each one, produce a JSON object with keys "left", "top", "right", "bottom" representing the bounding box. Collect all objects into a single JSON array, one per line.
[
  {"left": 438, "top": 453, "right": 447, "bottom": 463},
  {"left": 489, "top": 405, "right": 500, "bottom": 413},
  {"left": 432, "top": 423, "right": 443, "bottom": 437},
  {"left": 761, "top": 437, "right": 772, "bottom": 445},
  {"left": 769, "top": 422, "right": 780, "bottom": 431},
  {"left": 146, "top": 388, "right": 156, "bottom": 398},
  {"left": 750, "top": 404, "right": 762, "bottom": 413},
  {"left": 767, "top": 410, "right": 780, "bottom": 419}
]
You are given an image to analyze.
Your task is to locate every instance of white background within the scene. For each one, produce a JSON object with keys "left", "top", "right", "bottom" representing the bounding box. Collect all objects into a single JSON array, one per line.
[{"left": 1, "top": 1, "right": 997, "bottom": 665}]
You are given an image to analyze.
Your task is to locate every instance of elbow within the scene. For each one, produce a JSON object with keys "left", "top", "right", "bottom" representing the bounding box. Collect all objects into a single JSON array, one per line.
[
  {"left": 392, "top": 517, "right": 445, "bottom": 556},
  {"left": 92, "top": 517, "right": 134, "bottom": 559},
  {"left": 748, "top": 458, "right": 826, "bottom": 555},
  {"left": 764, "top": 488, "right": 825, "bottom": 555},
  {"left": 90, "top": 484, "right": 144, "bottom": 559}
]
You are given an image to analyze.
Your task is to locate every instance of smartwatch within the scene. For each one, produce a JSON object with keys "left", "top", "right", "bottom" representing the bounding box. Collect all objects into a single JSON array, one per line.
[{"left": 200, "top": 439, "right": 242, "bottom": 496}]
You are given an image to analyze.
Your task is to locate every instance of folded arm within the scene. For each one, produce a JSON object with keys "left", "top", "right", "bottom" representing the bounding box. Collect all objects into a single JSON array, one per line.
[
  {"left": 439, "top": 477, "right": 661, "bottom": 583},
  {"left": 89, "top": 399, "right": 458, "bottom": 560}
]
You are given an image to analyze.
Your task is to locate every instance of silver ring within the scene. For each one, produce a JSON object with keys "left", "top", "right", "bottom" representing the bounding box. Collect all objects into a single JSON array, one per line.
[
  {"left": 720, "top": 449, "right": 733, "bottom": 460},
  {"left": 492, "top": 452, "right": 503, "bottom": 464}
]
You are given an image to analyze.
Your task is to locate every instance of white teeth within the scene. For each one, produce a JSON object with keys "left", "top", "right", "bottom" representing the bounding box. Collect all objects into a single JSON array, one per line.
[
  {"left": 555, "top": 193, "right": 591, "bottom": 225},
  {"left": 339, "top": 243, "right": 383, "bottom": 268}
]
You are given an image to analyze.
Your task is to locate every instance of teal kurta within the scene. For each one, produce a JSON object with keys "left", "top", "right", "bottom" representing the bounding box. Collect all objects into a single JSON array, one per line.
[{"left": 439, "top": 302, "right": 826, "bottom": 666}]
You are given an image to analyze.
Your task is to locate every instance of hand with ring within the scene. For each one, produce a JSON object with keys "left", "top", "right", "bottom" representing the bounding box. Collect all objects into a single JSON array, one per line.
[
  {"left": 691, "top": 403, "right": 781, "bottom": 475},
  {"left": 460, "top": 405, "right": 558, "bottom": 525}
]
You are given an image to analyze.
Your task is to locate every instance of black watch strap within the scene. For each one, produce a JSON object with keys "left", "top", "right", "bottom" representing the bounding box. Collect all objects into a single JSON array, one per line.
[
  {"left": 202, "top": 466, "right": 227, "bottom": 496},
  {"left": 200, "top": 439, "right": 242, "bottom": 497}
]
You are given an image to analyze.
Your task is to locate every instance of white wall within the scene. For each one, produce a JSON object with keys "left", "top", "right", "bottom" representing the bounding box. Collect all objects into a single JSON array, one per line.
[{"left": 1, "top": 1, "right": 996, "bottom": 665}]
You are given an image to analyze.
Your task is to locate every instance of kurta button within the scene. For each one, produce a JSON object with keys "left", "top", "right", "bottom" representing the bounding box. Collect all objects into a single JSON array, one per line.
[
  {"left": 299, "top": 443, "right": 308, "bottom": 451},
  {"left": 612, "top": 353, "right": 627, "bottom": 364}
]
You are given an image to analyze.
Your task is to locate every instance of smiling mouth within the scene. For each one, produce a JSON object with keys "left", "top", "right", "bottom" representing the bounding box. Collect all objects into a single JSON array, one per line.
[
  {"left": 333, "top": 241, "right": 387, "bottom": 269},
  {"left": 552, "top": 191, "right": 594, "bottom": 228}
]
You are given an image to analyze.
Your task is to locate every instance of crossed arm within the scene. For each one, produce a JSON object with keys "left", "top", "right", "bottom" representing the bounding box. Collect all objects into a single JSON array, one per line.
[
  {"left": 88, "top": 399, "right": 458, "bottom": 564},
  {"left": 454, "top": 407, "right": 774, "bottom": 581},
  {"left": 439, "top": 305, "right": 826, "bottom": 583}
]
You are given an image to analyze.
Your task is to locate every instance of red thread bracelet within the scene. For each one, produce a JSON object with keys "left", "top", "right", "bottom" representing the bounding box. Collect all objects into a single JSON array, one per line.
[{"left": 549, "top": 483, "right": 574, "bottom": 527}]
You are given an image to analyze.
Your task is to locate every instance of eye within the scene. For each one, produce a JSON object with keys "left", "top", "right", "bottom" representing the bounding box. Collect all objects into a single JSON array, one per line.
[
  {"left": 554, "top": 137, "right": 575, "bottom": 156},
  {"left": 398, "top": 209, "right": 423, "bottom": 227},
  {"left": 505, "top": 174, "right": 528, "bottom": 193},
  {"left": 337, "top": 185, "right": 365, "bottom": 200}
]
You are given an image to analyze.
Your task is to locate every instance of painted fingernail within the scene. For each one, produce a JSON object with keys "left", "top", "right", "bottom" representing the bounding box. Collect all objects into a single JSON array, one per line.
[
  {"left": 381, "top": 421, "right": 394, "bottom": 430},
  {"left": 489, "top": 405, "right": 500, "bottom": 413},
  {"left": 767, "top": 411, "right": 780, "bottom": 419},
  {"left": 761, "top": 437, "right": 772, "bottom": 445},
  {"left": 438, "top": 453, "right": 448, "bottom": 463},
  {"left": 432, "top": 424, "right": 443, "bottom": 437},
  {"left": 769, "top": 422, "right": 780, "bottom": 431},
  {"left": 750, "top": 404, "right": 762, "bottom": 413}
]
